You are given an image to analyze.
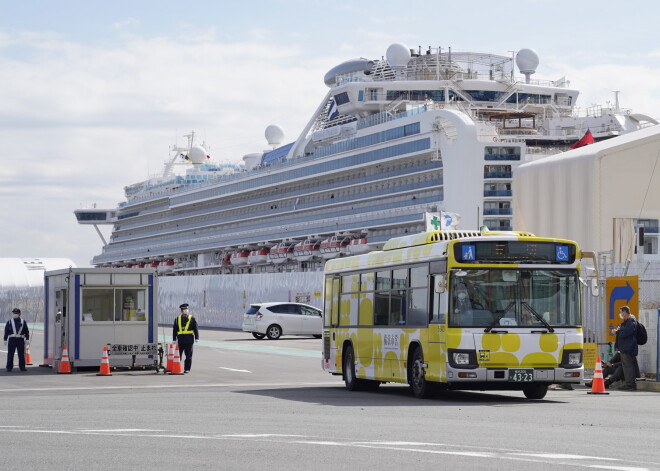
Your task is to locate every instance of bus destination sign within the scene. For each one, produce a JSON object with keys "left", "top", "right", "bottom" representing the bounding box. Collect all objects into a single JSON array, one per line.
[{"left": 454, "top": 241, "right": 576, "bottom": 264}]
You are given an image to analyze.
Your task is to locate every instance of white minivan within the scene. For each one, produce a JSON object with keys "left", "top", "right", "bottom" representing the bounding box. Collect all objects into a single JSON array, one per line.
[{"left": 242, "top": 302, "right": 323, "bottom": 340}]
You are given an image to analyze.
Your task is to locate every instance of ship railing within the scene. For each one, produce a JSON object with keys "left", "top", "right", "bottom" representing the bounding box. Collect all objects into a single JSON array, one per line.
[
  {"left": 497, "top": 128, "right": 539, "bottom": 136},
  {"left": 92, "top": 202, "right": 436, "bottom": 264},
  {"left": 115, "top": 179, "right": 442, "bottom": 235},
  {"left": 525, "top": 146, "right": 572, "bottom": 158},
  {"left": 115, "top": 163, "right": 443, "bottom": 231}
]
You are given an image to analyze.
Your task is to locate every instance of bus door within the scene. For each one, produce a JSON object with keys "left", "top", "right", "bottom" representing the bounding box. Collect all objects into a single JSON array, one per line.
[{"left": 323, "top": 276, "right": 341, "bottom": 370}]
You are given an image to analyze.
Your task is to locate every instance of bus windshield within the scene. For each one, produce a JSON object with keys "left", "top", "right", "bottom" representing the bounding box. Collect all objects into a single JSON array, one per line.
[{"left": 449, "top": 269, "right": 580, "bottom": 328}]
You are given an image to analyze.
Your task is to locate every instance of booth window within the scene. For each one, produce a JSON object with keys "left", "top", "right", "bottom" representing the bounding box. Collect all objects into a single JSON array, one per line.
[{"left": 82, "top": 287, "right": 147, "bottom": 322}]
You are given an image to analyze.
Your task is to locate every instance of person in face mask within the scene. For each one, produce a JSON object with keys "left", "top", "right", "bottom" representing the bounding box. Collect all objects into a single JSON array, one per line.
[
  {"left": 172, "top": 303, "right": 199, "bottom": 373},
  {"left": 611, "top": 305, "right": 638, "bottom": 390},
  {"left": 454, "top": 283, "right": 473, "bottom": 326},
  {"left": 4, "top": 308, "right": 30, "bottom": 372}
]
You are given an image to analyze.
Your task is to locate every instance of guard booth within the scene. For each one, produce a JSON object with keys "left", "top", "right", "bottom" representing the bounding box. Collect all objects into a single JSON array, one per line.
[{"left": 43, "top": 268, "right": 159, "bottom": 370}]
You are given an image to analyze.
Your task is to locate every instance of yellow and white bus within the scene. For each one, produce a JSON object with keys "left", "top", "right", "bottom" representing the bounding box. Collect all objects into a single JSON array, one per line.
[{"left": 322, "top": 229, "right": 585, "bottom": 399}]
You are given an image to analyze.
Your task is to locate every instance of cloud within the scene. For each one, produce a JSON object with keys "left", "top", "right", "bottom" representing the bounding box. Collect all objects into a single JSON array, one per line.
[{"left": 0, "top": 28, "right": 329, "bottom": 267}]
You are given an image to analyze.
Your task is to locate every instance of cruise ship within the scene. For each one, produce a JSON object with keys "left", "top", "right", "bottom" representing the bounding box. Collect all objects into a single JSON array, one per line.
[{"left": 76, "top": 43, "right": 657, "bottom": 275}]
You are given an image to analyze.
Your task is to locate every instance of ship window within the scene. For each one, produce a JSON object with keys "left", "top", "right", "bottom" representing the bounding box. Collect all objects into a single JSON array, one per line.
[
  {"left": 484, "top": 146, "right": 521, "bottom": 161},
  {"left": 505, "top": 93, "right": 552, "bottom": 104},
  {"left": 334, "top": 92, "right": 350, "bottom": 105},
  {"left": 465, "top": 90, "right": 503, "bottom": 101}
]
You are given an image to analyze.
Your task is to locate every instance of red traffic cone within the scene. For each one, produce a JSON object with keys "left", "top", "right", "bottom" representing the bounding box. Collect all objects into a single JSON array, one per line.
[
  {"left": 165, "top": 343, "right": 174, "bottom": 372},
  {"left": 25, "top": 343, "right": 33, "bottom": 366},
  {"left": 587, "top": 357, "right": 609, "bottom": 395},
  {"left": 168, "top": 345, "right": 184, "bottom": 375},
  {"left": 57, "top": 345, "right": 72, "bottom": 374},
  {"left": 96, "top": 346, "right": 112, "bottom": 376}
]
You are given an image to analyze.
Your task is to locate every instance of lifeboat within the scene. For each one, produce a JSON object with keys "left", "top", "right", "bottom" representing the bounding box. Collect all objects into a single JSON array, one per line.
[
  {"left": 348, "top": 237, "right": 370, "bottom": 254},
  {"left": 268, "top": 242, "right": 293, "bottom": 264},
  {"left": 293, "top": 239, "right": 320, "bottom": 261},
  {"left": 136, "top": 263, "right": 146, "bottom": 268},
  {"left": 157, "top": 259, "right": 175, "bottom": 274},
  {"left": 221, "top": 253, "right": 232, "bottom": 266},
  {"left": 248, "top": 248, "right": 269, "bottom": 265},
  {"left": 319, "top": 236, "right": 350, "bottom": 259},
  {"left": 150, "top": 261, "right": 160, "bottom": 268},
  {"left": 230, "top": 250, "right": 250, "bottom": 266}
]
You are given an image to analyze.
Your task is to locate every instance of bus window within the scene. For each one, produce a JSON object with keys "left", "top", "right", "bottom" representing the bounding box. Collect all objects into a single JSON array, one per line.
[
  {"left": 407, "top": 287, "right": 428, "bottom": 326},
  {"left": 331, "top": 277, "right": 340, "bottom": 326},
  {"left": 359, "top": 273, "right": 375, "bottom": 326},
  {"left": 391, "top": 289, "right": 406, "bottom": 325},
  {"left": 448, "top": 269, "right": 580, "bottom": 328}
]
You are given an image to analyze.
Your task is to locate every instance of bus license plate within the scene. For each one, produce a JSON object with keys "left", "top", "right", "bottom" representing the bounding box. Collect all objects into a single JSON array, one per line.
[{"left": 509, "top": 369, "right": 534, "bottom": 382}]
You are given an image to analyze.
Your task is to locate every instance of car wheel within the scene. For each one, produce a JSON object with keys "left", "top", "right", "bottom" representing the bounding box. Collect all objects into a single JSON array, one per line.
[
  {"left": 523, "top": 383, "right": 548, "bottom": 400},
  {"left": 409, "top": 347, "right": 432, "bottom": 399},
  {"left": 313, "top": 334, "right": 322, "bottom": 339},
  {"left": 252, "top": 332, "right": 265, "bottom": 340},
  {"left": 266, "top": 324, "right": 282, "bottom": 340}
]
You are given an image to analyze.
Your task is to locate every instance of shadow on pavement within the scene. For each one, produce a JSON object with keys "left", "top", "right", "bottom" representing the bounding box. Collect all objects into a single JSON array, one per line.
[{"left": 236, "top": 385, "right": 566, "bottom": 407}]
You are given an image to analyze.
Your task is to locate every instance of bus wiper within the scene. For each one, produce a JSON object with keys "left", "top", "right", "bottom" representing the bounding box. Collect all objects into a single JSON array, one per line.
[
  {"left": 522, "top": 302, "right": 555, "bottom": 332},
  {"left": 484, "top": 302, "right": 514, "bottom": 332}
]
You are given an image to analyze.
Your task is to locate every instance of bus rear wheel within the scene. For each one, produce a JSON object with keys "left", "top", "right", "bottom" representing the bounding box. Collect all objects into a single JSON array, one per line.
[
  {"left": 343, "top": 345, "right": 379, "bottom": 391},
  {"left": 410, "top": 347, "right": 432, "bottom": 399},
  {"left": 523, "top": 383, "right": 548, "bottom": 400}
]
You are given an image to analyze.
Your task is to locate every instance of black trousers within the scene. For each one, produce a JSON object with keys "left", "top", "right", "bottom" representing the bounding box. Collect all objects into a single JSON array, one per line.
[
  {"left": 177, "top": 340, "right": 194, "bottom": 371},
  {"left": 6, "top": 338, "right": 26, "bottom": 371}
]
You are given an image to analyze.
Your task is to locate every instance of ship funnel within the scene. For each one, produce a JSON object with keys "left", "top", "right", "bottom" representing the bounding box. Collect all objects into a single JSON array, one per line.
[
  {"left": 243, "top": 152, "right": 263, "bottom": 171},
  {"left": 516, "top": 48, "right": 539, "bottom": 84}
]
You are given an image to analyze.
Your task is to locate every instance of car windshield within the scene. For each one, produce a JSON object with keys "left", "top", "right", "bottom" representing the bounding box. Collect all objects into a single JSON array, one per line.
[
  {"left": 449, "top": 269, "right": 580, "bottom": 328},
  {"left": 245, "top": 306, "right": 260, "bottom": 315}
]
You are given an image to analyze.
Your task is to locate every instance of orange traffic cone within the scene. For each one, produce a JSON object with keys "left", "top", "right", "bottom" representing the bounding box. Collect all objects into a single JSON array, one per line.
[
  {"left": 96, "top": 346, "right": 112, "bottom": 376},
  {"left": 165, "top": 343, "right": 173, "bottom": 372},
  {"left": 168, "top": 345, "right": 184, "bottom": 375},
  {"left": 57, "top": 345, "right": 72, "bottom": 374},
  {"left": 587, "top": 357, "right": 609, "bottom": 395},
  {"left": 25, "top": 343, "right": 33, "bottom": 366}
]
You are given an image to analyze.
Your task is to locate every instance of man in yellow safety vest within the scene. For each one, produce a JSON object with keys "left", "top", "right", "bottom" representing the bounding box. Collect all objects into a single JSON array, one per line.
[{"left": 172, "top": 303, "right": 199, "bottom": 373}]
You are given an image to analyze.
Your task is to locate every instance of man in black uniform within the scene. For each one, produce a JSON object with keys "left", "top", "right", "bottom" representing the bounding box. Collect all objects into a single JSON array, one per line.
[
  {"left": 4, "top": 308, "right": 30, "bottom": 372},
  {"left": 172, "top": 303, "right": 199, "bottom": 373}
]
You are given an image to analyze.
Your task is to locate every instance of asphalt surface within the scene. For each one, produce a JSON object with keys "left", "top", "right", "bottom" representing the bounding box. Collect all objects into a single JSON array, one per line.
[{"left": 1, "top": 327, "right": 659, "bottom": 470}]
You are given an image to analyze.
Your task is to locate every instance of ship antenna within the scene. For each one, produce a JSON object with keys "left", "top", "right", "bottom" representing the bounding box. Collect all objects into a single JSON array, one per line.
[{"left": 613, "top": 91, "right": 620, "bottom": 112}]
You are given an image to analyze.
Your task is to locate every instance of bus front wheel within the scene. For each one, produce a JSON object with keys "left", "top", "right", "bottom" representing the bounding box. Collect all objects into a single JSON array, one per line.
[
  {"left": 410, "top": 347, "right": 432, "bottom": 399},
  {"left": 523, "top": 383, "right": 548, "bottom": 400}
]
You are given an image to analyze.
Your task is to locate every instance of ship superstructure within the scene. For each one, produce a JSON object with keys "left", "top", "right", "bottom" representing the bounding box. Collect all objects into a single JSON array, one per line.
[{"left": 76, "top": 43, "right": 657, "bottom": 274}]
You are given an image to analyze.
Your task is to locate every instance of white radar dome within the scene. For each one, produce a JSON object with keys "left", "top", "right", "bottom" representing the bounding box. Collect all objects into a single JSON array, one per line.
[
  {"left": 265, "top": 125, "right": 284, "bottom": 147},
  {"left": 188, "top": 145, "right": 208, "bottom": 164},
  {"left": 386, "top": 43, "right": 411, "bottom": 68},
  {"left": 516, "top": 48, "right": 539, "bottom": 74}
]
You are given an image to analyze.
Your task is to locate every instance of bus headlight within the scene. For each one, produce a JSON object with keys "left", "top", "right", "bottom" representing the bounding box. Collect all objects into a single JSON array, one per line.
[
  {"left": 560, "top": 349, "right": 583, "bottom": 368},
  {"left": 448, "top": 349, "right": 478, "bottom": 369},
  {"left": 454, "top": 353, "right": 470, "bottom": 365}
]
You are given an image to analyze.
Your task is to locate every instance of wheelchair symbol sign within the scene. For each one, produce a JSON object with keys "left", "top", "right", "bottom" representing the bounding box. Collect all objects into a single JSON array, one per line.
[
  {"left": 556, "top": 245, "right": 569, "bottom": 262},
  {"left": 462, "top": 245, "right": 476, "bottom": 261}
]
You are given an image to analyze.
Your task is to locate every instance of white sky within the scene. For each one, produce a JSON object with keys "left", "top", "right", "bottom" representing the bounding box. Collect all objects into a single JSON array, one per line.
[{"left": 1, "top": 0, "right": 659, "bottom": 267}]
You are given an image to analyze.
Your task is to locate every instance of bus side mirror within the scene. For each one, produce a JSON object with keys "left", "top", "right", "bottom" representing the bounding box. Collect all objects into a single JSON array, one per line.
[{"left": 434, "top": 275, "right": 446, "bottom": 293}]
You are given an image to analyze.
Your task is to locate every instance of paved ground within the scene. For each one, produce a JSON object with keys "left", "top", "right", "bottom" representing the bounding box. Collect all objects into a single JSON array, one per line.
[{"left": 1, "top": 327, "right": 659, "bottom": 470}]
